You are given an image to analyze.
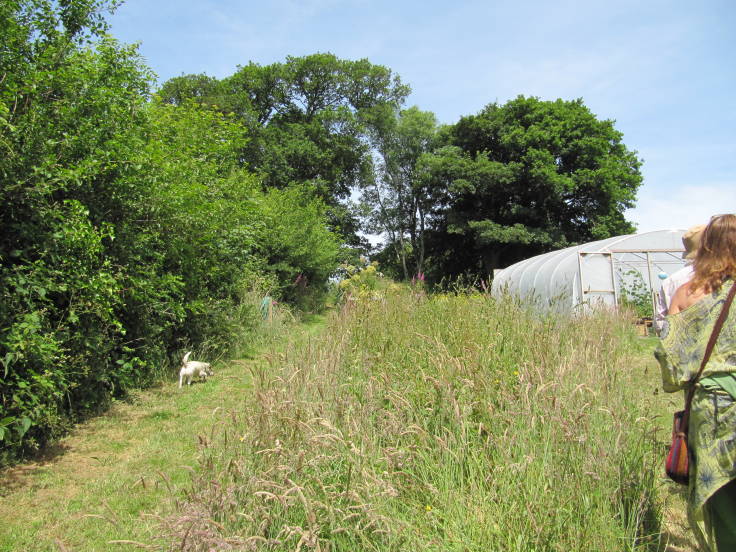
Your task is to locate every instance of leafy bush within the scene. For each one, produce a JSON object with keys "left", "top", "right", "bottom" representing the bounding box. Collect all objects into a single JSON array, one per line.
[
  {"left": 0, "top": 1, "right": 342, "bottom": 463},
  {"left": 618, "top": 269, "right": 652, "bottom": 319},
  {"left": 257, "top": 185, "right": 341, "bottom": 309},
  {"left": 337, "top": 258, "right": 389, "bottom": 300},
  {"left": 1, "top": 2, "right": 155, "bottom": 460}
]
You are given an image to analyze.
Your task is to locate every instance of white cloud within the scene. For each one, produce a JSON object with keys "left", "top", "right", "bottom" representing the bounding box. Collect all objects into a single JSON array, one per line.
[{"left": 626, "top": 183, "right": 736, "bottom": 232}]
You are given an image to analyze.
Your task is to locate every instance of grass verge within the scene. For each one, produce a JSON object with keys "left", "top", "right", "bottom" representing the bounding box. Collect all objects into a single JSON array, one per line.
[{"left": 0, "top": 306, "right": 313, "bottom": 551}]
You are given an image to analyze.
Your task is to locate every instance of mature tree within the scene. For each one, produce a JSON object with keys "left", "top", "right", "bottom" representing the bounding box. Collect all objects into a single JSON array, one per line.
[
  {"left": 418, "top": 96, "right": 642, "bottom": 279},
  {"left": 158, "top": 53, "right": 411, "bottom": 243},
  {"left": 361, "top": 107, "right": 439, "bottom": 279}
]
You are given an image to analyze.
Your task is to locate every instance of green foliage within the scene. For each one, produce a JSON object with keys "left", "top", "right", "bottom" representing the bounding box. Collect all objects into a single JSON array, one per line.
[
  {"left": 158, "top": 53, "right": 411, "bottom": 244},
  {"left": 410, "top": 96, "right": 643, "bottom": 280},
  {"left": 1, "top": 0, "right": 155, "bottom": 460},
  {"left": 618, "top": 269, "right": 653, "bottom": 319},
  {"left": 361, "top": 106, "right": 440, "bottom": 279},
  {"left": 156, "top": 73, "right": 224, "bottom": 106},
  {"left": 0, "top": 2, "right": 343, "bottom": 464},
  {"left": 256, "top": 185, "right": 341, "bottom": 307},
  {"left": 336, "top": 259, "right": 389, "bottom": 300}
]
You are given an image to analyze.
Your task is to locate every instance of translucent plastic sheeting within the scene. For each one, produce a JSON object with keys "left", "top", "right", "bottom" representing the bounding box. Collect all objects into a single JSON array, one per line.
[{"left": 491, "top": 229, "right": 687, "bottom": 314}]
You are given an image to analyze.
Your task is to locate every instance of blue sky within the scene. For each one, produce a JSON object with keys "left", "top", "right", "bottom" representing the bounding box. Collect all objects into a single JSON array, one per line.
[{"left": 108, "top": 0, "right": 735, "bottom": 232}]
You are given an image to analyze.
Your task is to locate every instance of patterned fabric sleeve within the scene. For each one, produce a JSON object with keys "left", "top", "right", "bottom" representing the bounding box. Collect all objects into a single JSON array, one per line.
[
  {"left": 657, "top": 282, "right": 736, "bottom": 391},
  {"left": 656, "top": 281, "right": 736, "bottom": 551}
]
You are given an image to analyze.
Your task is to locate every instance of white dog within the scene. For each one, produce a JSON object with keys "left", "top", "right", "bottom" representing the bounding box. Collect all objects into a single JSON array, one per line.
[{"left": 178, "top": 351, "right": 213, "bottom": 388}]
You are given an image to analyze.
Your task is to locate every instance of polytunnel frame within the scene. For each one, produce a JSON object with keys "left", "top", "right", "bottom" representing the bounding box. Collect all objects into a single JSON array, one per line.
[
  {"left": 577, "top": 247, "right": 686, "bottom": 317},
  {"left": 491, "top": 229, "right": 688, "bottom": 318}
]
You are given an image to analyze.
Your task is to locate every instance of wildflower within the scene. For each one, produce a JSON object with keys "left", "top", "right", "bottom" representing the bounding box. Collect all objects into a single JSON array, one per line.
[
  {"left": 425, "top": 505, "right": 432, "bottom": 512},
  {"left": 411, "top": 271, "right": 426, "bottom": 287}
]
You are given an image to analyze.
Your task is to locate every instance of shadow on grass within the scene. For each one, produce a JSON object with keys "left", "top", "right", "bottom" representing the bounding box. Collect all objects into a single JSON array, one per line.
[
  {"left": 660, "top": 523, "right": 698, "bottom": 552},
  {"left": 0, "top": 441, "right": 72, "bottom": 497}
]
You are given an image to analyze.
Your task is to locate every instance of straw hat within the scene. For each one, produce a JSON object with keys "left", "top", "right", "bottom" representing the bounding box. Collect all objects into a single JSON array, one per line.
[{"left": 682, "top": 224, "right": 705, "bottom": 259}]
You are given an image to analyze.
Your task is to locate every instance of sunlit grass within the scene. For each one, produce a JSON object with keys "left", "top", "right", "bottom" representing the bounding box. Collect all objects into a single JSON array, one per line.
[
  {"left": 152, "top": 288, "right": 665, "bottom": 551},
  {"left": 0, "top": 287, "right": 680, "bottom": 550},
  {"left": 0, "top": 296, "right": 298, "bottom": 552}
]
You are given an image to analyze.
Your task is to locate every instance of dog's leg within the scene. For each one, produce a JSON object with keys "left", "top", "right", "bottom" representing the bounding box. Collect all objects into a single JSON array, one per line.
[{"left": 179, "top": 372, "right": 183, "bottom": 388}]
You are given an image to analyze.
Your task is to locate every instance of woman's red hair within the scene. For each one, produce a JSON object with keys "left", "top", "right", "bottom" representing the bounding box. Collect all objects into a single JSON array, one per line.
[{"left": 690, "top": 214, "right": 736, "bottom": 293}]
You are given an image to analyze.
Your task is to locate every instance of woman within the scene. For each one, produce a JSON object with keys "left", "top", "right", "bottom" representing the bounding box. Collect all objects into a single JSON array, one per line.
[{"left": 656, "top": 213, "right": 736, "bottom": 551}]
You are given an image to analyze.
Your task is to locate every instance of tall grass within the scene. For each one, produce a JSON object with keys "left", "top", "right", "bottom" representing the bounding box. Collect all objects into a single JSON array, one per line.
[{"left": 154, "top": 289, "right": 661, "bottom": 551}]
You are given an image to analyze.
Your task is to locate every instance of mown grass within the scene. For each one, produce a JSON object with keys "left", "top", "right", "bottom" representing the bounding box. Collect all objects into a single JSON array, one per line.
[
  {"left": 149, "top": 289, "right": 669, "bottom": 551},
  {"left": 0, "top": 302, "right": 302, "bottom": 552}
]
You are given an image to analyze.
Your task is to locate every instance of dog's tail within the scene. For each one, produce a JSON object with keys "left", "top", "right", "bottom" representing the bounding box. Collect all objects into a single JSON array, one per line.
[{"left": 182, "top": 351, "right": 192, "bottom": 364}]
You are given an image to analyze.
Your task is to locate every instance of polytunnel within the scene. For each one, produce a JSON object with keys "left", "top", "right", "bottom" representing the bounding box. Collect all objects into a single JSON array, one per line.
[{"left": 490, "top": 229, "right": 688, "bottom": 315}]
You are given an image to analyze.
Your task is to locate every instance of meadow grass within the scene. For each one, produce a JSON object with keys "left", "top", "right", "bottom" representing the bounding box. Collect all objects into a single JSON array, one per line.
[
  {"left": 1, "top": 288, "right": 696, "bottom": 551},
  {"left": 152, "top": 289, "right": 667, "bottom": 551},
  {"left": 0, "top": 297, "right": 300, "bottom": 552}
]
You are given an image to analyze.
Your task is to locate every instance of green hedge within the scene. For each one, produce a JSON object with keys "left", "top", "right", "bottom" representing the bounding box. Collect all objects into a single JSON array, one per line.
[{"left": 0, "top": 0, "right": 340, "bottom": 463}]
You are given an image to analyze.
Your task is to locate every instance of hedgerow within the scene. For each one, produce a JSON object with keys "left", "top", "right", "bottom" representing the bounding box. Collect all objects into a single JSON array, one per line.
[{"left": 0, "top": 0, "right": 340, "bottom": 463}]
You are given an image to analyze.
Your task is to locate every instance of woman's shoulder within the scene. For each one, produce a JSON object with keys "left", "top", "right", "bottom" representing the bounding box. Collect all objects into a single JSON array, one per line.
[
  {"left": 667, "top": 279, "right": 735, "bottom": 320},
  {"left": 668, "top": 282, "right": 706, "bottom": 315}
]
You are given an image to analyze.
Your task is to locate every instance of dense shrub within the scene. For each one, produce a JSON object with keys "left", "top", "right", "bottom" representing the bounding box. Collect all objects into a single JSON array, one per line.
[{"left": 0, "top": 1, "right": 341, "bottom": 463}]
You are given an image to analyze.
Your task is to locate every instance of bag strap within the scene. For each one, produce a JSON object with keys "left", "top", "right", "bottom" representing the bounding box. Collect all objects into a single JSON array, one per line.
[{"left": 682, "top": 281, "right": 736, "bottom": 425}]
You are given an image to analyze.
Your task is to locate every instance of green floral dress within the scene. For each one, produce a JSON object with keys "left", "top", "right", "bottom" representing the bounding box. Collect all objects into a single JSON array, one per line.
[{"left": 656, "top": 281, "right": 736, "bottom": 551}]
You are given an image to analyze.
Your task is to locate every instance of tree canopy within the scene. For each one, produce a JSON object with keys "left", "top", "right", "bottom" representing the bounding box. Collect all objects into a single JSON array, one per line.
[
  {"left": 158, "top": 53, "right": 411, "bottom": 243},
  {"left": 398, "top": 96, "right": 643, "bottom": 280},
  {"left": 360, "top": 106, "right": 440, "bottom": 279}
]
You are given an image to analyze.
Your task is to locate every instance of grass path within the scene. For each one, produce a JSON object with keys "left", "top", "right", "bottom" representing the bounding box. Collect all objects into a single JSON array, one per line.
[
  {"left": 0, "top": 315, "right": 326, "bottom": 552},
  {"left": 633, "top": 337, "right": 698, "bottom": 552},
  {"left": 0, "top": 318, "right": 700, "bottom": 552}
]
